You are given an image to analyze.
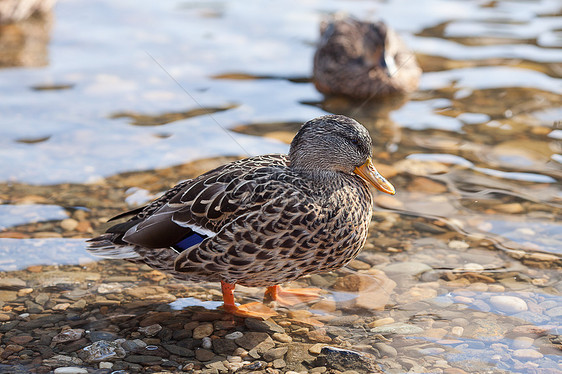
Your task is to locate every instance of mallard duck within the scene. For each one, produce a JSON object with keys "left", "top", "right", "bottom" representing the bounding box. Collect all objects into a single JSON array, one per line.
[
  {"left": 313, "top": 16, "right": 421, "bottom": 99},
  {"left": 87, "top": 115, "right": 395, "bottom": 318}
]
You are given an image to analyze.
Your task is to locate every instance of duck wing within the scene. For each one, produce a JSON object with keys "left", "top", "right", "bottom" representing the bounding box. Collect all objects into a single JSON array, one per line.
[{"left": 106, "top": 154, "right": 290, "bottom": 250}]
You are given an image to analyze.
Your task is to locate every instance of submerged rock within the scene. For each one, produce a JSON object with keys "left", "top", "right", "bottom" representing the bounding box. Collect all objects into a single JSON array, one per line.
[
  {"left": 78, "top": 340, "right": 126, "bottom": 363},
  {"left": 318, "top": 346, "right": 382, "bottom": 373}
]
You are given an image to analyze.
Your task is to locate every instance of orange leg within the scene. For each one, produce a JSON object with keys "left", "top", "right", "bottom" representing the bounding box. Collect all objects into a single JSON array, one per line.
[
  {"left": 265, "top": 285, "right": 323, "bottom": 306},
  {"left": 220, "top": 281, "right": 277, "bottom": 319}
]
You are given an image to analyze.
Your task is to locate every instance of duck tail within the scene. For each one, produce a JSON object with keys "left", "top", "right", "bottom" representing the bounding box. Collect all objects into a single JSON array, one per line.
[{"left": 86, "top": 234, "right": 143, "bottom": 260}]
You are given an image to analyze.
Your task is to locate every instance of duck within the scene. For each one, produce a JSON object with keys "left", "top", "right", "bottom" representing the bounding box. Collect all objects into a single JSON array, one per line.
[
  {"left": 87, "top": 114, "right": 395, "bottom": 318},
  {"left": 313, "top": 16, "right": 422, "bottom": 99}
]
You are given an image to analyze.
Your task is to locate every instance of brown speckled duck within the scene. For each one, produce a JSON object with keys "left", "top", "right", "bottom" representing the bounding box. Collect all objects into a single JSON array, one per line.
[
  {"left": 313, "top": 16, "right": 422, "bottom": 99},
  {"left": 87, "top": 115, "right": 395, "bottom": 318}
]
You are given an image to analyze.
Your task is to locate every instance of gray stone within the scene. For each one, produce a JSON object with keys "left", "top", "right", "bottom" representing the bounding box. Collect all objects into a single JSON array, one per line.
[
  {"left": 78, "top": 340, "right": 126, "bottom": 363},
  {"left": 195, "top": 348, "right": 215, "bottom": 361},
  {"left": 138, "top": 323, "right": 162, "bottom": 337},
  {"left": 125, "top": 355, "right": 162, "bottom": 364},
  {"left": 52, "top": 329, "right": 85, "bottom": 344},
  {"left": 264, "top": 346, "right": 289, "bottom": 361},
  {"left": 370, "top": 323, "right": 424, "bottom": 335},
  {"left": 120, "top": 339, "right": 147, "bottom": 352},
  {"left": 212, "top": 338, "right": 238, "bottom": 355},
  {"left": 163, "top": 344, "right": 194, "bottom": 357},
  {"left": 382, "top": 262, "right": 432, "bottom": 276},
  {"left": 53, "top": 368, "right": 88, "bottom": 374},
  {"left": 88, "top": 331, "right": 118, "bottom": 342},
  {"left": 234, "top": 331, "right": 271, "bottom": 350},
  {"left": 42, "top": 355, "right": 84, "bottom": 368},
  {"left": 245, "top": 318, "right": 285, "bottom": 334},
  {"left": 0, "top": 278, "right": 27, "bottom": 289},
  {"left": 319, "top": 346, "right": 381, "bottom": 373},
  {"left": 489, "top": 295, "right": 528, "bottom": 314},
  {"left": 373, "top": 342, "right": 397, "bottom": 358}
]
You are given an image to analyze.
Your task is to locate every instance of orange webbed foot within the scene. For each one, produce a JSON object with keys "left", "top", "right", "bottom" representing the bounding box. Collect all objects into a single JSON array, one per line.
[
  {"left": 265, "top": 285, "right": 323, "bottom": 306},
  {"left": 220, "top": 281, "right": 277, "bottom": 319}
]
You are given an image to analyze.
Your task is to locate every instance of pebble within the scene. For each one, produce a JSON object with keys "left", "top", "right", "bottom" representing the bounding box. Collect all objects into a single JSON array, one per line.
[
  {"left": 513, "top": 348, "right": 543, "bottom": 359},
  {"left": 382, "top": 262, "right": 432, "bottom": 276},
  {"left": 489, "top": 295, "right": 528, "bottom": 314},
  {"left": 512, "top": 336, "right": 534, "bottom": 349},
  {"left": 79, "top": 340, "right": 126, "bottom": 363},
  {"left": 201, "top": 336, "right": 212, "bottom": 349},
  {"left": 448, "top": 240, "right": 470, "bottom": 250},
  {"left": 370, "top": 323, "right": 424, "bottom": 335},
  {"left": 245, "top": 317, "right": 285, "bottom": 334},
  {"left": 193, "top": 322, "right": 214, "bottom": 339},
  {"left": 263, "top": 346, "right": 288, "bottom": 361},
  {"left": 60, "top": 218, "right": 79, "bottom": 231},
  {"left": 195, "top": 348, "right": 215, "bottom": 361},
  {"left": 319, "top": 346, "right": 379, "bottom": 373},
  {"left": 138, "top": 324, "right": 162, "bottom": 337},
  {"left": 225, "top": 331, "right": 244, "bottom": 340},
  {"left": 52, "top": 329, "right": 85, "bottom": 344},
  {"left": 53, "top": 368, "right": 88, "bottom": 374}
]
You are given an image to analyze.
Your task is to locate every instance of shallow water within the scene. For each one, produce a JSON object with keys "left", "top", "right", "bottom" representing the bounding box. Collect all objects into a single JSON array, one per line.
[{"left": 0, "top": 0, "right": 561, "bottom": 373}]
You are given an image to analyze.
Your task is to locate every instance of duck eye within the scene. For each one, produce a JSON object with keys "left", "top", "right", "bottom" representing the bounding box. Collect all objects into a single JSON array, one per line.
[{"left": 350, "top": 138, "right": 359, "bottom": 145}]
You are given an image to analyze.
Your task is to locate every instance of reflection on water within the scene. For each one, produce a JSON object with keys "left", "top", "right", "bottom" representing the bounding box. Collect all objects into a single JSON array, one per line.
[{"left": 0, "top": 0, "right": 561, "bottom": 372}]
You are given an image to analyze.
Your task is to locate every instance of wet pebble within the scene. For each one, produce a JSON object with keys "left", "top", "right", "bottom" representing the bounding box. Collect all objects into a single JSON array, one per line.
[
  {"left": 195, "top": 348, "right": 215, "bottom": 361},
  {"left": 370, "top": 322, "right": 424, "bottom": 335},
  {"left": 52, "top": 328, "right": 85, "bottom": 344},
  {"left": 138, "top": 323, "right": 162, "bottom": 337},
  {"left": 319, "top": 346, "right": 379, "bottom": 373},
  {"left": 79, "top": 340, "right": 126, "bottom": 363},
  {"left": 89, "top": 331, "right": 118, "bottom": 342},
  {"left": 513, "top": 348, "right": 543, "bottom": 360},
  {"left": 382, "top": 262, "right": 432, "bottom": 276},
  {"left": 489, "top": 295, "right": 528, "bottom": 314},
  {"left": 53, "top": 368, "right": 88, "bottom": 374},
  {"left": 192, "top": 322, "right": 214, "bottom": 339}
]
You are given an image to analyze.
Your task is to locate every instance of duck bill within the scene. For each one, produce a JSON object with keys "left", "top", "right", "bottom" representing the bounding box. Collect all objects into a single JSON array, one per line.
[{"left": 354, "top": 157, "right": 396, "bottom": 195}]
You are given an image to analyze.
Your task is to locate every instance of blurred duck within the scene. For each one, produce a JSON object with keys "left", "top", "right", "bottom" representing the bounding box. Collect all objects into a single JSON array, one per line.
[{"left": 313, "top": 16, "right": 421, "bottom": 99}]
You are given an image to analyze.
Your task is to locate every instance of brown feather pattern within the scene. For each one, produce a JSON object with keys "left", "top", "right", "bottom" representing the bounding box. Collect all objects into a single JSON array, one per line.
[{"left": 87, "top": 115, "right": 383, "bottom": 288}]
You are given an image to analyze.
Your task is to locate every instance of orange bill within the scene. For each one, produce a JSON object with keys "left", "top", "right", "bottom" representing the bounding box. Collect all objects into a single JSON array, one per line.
[{"left": 354, "top": 157, "right": 396, "bottom": 195}]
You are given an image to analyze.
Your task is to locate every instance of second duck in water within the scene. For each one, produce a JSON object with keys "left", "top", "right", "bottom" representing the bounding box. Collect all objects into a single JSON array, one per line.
[{"left": 313, "top": 16, "right": 422, "bottom": 99}]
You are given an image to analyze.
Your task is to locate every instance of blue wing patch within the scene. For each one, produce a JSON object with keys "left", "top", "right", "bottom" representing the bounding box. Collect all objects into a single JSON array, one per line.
[{"left": 173, "top": 232, "right": 207, "bottom": 252}]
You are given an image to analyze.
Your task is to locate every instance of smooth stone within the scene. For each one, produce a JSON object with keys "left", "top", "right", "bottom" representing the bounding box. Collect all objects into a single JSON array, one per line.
[
  {"left": 192, "top": 322, "right": 214, "bottom": 339},
  {"left": 53, "top": 368, "right": 88, "bottom": 374},
  {"left": 89, "top": 331, "right": 118, "bottom": 342},
  {"left": 78, "top": 341, "right": 126, "bottom": 363},
  {"left": 201, "top": 336, "right": 212, "bottom": 349},
  {"left": 513, "top": 348, "right": 543, "bottom": 359},
  {"left": 234, "top": 332, "right": 271, "bottom": 350},
  {"left": 545, "top": 306, "right": 562, "bottom": 318},
  {"left": 512, "top": 336, "right": 534, "bottom": 349},
  {"left": 373, "top": 343, "right": 397, "bottom": 358},
  {"left": 370, "top": 323, "right": 424, "bottom": 335},
  {"left": 319, "top": 346, "right": 379, "bottom": 373},
  {"left": 212, "top": 338, "right": 238, "bottom": 355},
  {"left": 382, "top": 262, "right": 432, "bottom": 276},
  {"left": 225, "top": 331, "right": 244, "bottom": 340},
  {"left": 489, "top": 295, "right": 528, "bottom": 314},
  {"left": 245, "top": 318, "right": 285, "bottom": 334},
  {"left": 138, "top": 324, "right": 162, "bottom": 337},
  {"left": 263, "top": 346, "right": 288, "bottom": 362},
  {"left": 52, "top": 329, "right": 85, "bottom": 344},
  {"left": 162, "top": 344, "right": 194, "bottom": 357},
  {"left": 0, "top": 278, "right": 27, "bottom": 289},
  {"left": 448, "top": 240, "right": 470, "bottom": 250},
  {"left": 195, "top": 348, "right": 215, "bottom": 362}
]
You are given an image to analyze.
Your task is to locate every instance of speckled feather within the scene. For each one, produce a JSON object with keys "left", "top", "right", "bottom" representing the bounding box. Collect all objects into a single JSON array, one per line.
[{"left": 88, "top": 115, "right": 379, "bottom": 288}]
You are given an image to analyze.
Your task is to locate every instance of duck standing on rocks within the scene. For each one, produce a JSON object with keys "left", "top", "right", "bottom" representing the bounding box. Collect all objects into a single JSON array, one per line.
[
  {"left": 313, "top": 16, "right": 421, "bottom": 99},
  {"left": 88, "top": 115, "right": 395, "bottom": 318}
]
